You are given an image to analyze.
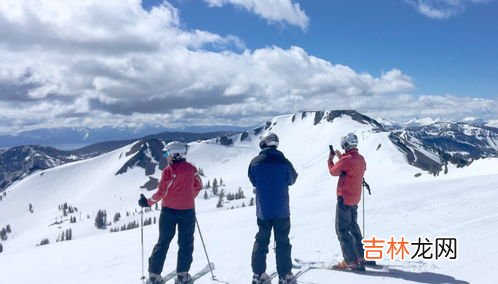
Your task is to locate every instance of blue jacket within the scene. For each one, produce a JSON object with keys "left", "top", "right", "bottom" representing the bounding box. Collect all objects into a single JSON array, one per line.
[{"left": 248, "top": 147, "right": 298, "bottom": 220}]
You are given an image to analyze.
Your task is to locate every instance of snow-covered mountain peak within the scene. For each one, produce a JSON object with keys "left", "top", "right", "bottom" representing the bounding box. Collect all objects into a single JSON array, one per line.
[
  {"left": 404, "top": 117, "right": 441, "bottom": 127},
  {"left": 276, "top": 110, "right": 383, "bottom": 129},
  {"left": 462, "top": 116, "right": 486, "bottom": 126}
]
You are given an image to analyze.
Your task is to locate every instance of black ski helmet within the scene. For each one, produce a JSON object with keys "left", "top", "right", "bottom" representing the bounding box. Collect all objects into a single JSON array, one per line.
[{"left": 259, "top": 132, "right": 279, "bottom": 149}]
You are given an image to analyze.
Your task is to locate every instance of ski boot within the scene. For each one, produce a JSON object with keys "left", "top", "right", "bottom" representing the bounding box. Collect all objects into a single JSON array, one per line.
[
  {"left": 175, "top": 272, "right": 193, "bottom": 284},
  {"left": 146, "top": 273, "right": 165, "bottom": 284},
  {"left": 278, "top": 272, "right": 296, "bottom": 284},
  {"left": 364, "top": 260, "right": 377, "bottom": 266},
  {"left": 358, "top": 257, "right": 375, "bottom": 268},
  {"left": 334, "top": 259, "right": 365, "bottom": 271},
  {"left": 252, "top": 272, "right": 271, "bottom": 284}
]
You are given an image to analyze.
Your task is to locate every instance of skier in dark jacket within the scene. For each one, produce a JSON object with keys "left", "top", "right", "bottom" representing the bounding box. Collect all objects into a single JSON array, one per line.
[
  {"left": 248, "top": 132, "right": 298, "bottom": 284},
  {"left": 328, "top": 133, "right": 367, "bottom": 271},
  {"left": 139, "top": 141, "right": 202, "bottom": 284}
]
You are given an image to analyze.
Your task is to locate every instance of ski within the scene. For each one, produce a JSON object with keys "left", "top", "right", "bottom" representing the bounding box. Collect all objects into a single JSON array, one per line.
[
  {"left": 191, "top": 262, "right": 215, "bottom": 282},
  {"left": 251, "top": 271, "right": 277, "bottom": 284},
  {"left": 163, "top": 269, "right": 178, "bottom": 282},
  {"left": 155, "top": 263, "right": 214, "bottom": 283},
  {"left": 259, "top": 268, "right": 310, "bottom": 284},
  {"left": 330, "top": 264, "right": 366, "bottom": 272},
  {"left": 364, "top": 262, "right": 388, "bottom": 270},
  {"left": 293, "top": 265, "right": 312, "bottom": 281},
  {"left": 362, "top": 260, "right": 399, "bottom": 271},
  {"left": 262, "top": 271, "right": 278, "bottom": 284},
  {"left": 142, "top": 268, "right": 177, "bottom": 284},
  {"left": 293, "top": 258, "right": 330, "bottom": 269},
  {"left": 295, "top": 258, "right": 361, "bottom": 272},
  {"left": 295, "top": 258, "right": 390, "bottom": 273}
]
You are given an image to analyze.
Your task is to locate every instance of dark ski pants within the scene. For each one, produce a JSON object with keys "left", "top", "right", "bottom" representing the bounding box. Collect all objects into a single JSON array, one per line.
[
  {"left": 335, "top": 197, "right": 364, "bottom": 263},
  {"left": 251, "top": 217, "right": 292, "bottom": 277},
  {"left": 149, "top": 207, "right": 196, "bottom": 275}
]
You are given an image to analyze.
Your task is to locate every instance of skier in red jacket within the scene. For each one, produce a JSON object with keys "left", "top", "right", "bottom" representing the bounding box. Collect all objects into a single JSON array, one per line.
[
  {"left": 139, "top": 141, "right": 202, "bottom": 284},
  {"left": 328, "top": 133, "right": 367, "bottom": 271}
]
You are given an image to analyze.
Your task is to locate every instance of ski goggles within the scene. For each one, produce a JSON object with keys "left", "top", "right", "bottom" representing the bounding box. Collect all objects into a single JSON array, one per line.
[{"left": 163, "top": 150, "right": 170, "bottom": 158}]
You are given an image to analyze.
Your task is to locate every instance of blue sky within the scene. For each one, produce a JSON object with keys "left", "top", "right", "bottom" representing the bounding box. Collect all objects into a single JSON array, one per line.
[
  {"left": 0, "top": 0, "right": 497, "bottom": 134},
  {"left": 146, "top": 0, "right": 497, "bottom": 98}
]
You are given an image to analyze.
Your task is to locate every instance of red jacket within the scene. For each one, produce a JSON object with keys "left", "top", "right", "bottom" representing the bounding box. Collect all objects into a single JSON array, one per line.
[
  {"left": 328, "top": 148, "right": 366, "bottom": 206},
  {"left": 147, "top": 160, "right": 202, "bottom": 210}
]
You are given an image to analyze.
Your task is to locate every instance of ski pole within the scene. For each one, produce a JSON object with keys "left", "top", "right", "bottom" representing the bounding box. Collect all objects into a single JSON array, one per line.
[
  {"left": 362, "top": 183, "right": 365, "bottom": 237},
  {"left": 361, "top": 178, "right": 372, "bottom": 237},
  {"left": 196, "top": 217, "right": 216, "bottom": 280},
  {"left": 140, "top": 207, "right": 145, "bottom": 281}
]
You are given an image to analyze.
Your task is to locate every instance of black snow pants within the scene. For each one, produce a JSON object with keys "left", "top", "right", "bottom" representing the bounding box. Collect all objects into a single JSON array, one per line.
[
  {"left": 148, "top": 207, "right": 196, "bottom": 274},
  {"left": 251, "top": 217, "right": 292, "bottom": 277},
  {"left": 335, "top": 197, "right": 364, "bottom": 263}
]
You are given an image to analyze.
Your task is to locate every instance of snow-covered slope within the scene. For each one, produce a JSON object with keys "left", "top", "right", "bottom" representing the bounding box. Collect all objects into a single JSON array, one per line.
[
  {"left": 0, "top": 145, "right": 85, "bottom": 192},
  {"left": 0, "top": 144, "right": 147, "bottom": 252},
  {"left": 1, "top": 110, "right": 498, "bottom": 283},
  {"left": 0, "top": 131, "right": 236, "bottom": 193}
]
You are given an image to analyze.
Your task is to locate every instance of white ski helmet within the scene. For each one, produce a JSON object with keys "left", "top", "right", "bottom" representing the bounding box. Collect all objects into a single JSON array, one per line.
[
  {"left": 340, "top": 133, "right": 358, "bottom": 150},
  {"left": 163, "top": 141, "right": 188, "bottom": 159},
  {"left": 259, "top": 132, "right": 279, "bottom": 149}
]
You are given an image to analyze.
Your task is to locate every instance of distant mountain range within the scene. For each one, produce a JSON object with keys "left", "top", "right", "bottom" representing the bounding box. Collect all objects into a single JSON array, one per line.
[
  {"left": 0, "top": 131, "right": 237, "bottom": 192},
  {"left": 2, "top": 110, "right": 498, "bottom": 193},
  {"left": 389, "top": 122, "right": 498, "bottom": 174},
  {"left": 0, "top": 125, "right": 251, "bottom": 149}
]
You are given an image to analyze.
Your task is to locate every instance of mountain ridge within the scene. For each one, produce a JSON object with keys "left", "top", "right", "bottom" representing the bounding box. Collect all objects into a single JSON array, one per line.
[{"left": 2, "top": 110, "right": 498, "bottom": 193}]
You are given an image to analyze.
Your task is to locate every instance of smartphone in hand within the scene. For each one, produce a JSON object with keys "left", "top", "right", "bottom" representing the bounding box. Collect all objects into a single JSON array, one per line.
[{"left": 329, "top": 145, "right": 334, "bottom": 152}]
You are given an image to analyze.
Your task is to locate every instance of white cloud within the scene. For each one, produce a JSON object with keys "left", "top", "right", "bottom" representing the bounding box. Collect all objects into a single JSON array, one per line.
[
  {"left": 0, "top": 0, "right": 495, "bottom": 134},
  {"left": 350, "top": 94, "right": 498, "bottom": 125},
  {"left": 404, "top": 0, "right": 494, "bottom": 19},
  {"left": 487, "top": 120, "right": 498, "bottom": 128},
  {"left": 204, "top": 0, "right": 309, "bottom": 30}
]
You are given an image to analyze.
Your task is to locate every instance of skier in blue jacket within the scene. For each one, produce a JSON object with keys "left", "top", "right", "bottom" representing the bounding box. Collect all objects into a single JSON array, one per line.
[{"left": 248, "top": 132, "right": 298, "bottom": 284}]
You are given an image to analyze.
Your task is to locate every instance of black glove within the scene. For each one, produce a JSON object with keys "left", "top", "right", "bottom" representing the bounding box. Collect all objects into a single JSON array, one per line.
[{"left": 138, "top": 194, "right": 150, "bottom": 208}]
